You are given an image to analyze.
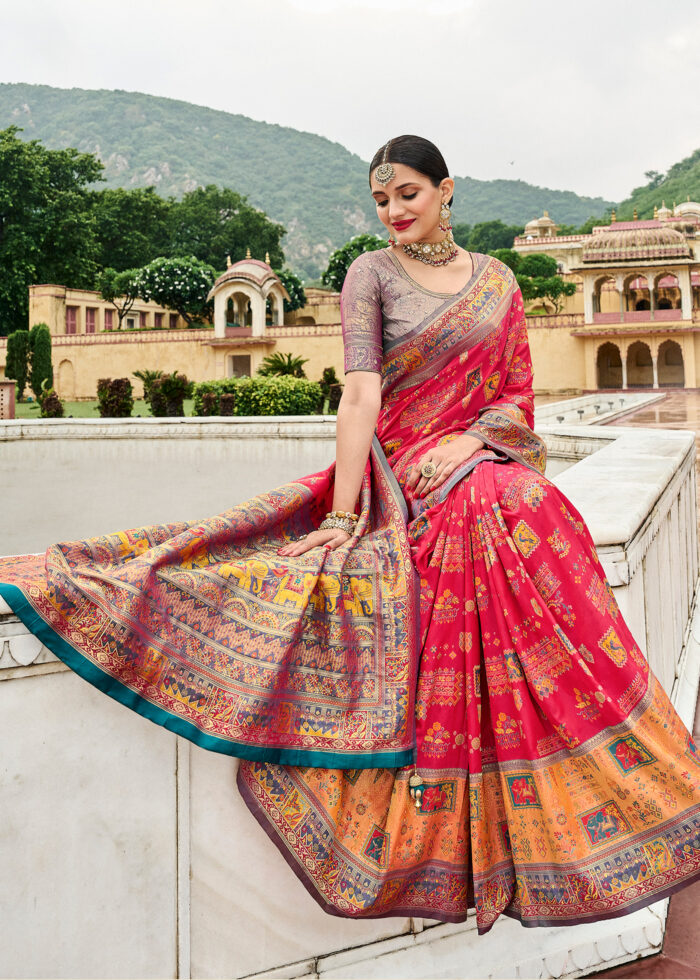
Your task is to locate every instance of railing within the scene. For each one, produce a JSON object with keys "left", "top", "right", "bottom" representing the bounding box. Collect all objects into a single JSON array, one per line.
[
  {"left": 593, "top": 309, "right": 685, "bottom": 324},
  {"left": 525, "top": 312, "right": 585, "bottom": 328},
  {"left": 0, "top": 417, "right": 698, "bottom": 979}
]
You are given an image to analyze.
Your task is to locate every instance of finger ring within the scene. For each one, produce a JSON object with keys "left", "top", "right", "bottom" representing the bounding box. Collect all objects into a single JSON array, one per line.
[{"left": 421, "top": 461, "right": 437, "bottom": 479}]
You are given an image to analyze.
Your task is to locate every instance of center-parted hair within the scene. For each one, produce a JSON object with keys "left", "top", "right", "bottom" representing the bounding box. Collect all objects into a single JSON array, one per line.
[{"left": 369, "top": 135, "right": 453, "bottom": 205}]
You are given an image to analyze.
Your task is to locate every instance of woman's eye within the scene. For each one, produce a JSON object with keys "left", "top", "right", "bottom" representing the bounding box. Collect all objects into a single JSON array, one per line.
[
  {"left": 376, "top": 200, "right": 388, "bottom": 208},
  {"left": 403, "top": 192, "right": 417, "bottom": 200}
]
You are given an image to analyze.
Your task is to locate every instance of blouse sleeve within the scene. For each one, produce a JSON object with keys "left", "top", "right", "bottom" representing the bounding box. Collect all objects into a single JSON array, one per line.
[{"left": 341, "top": 254, "right": 383, "bottom": 374}]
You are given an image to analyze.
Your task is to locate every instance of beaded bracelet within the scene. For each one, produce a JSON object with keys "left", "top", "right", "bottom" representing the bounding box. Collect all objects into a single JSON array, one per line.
[{"left": 325, "top": 510, "right": 359, "bottom": 522}]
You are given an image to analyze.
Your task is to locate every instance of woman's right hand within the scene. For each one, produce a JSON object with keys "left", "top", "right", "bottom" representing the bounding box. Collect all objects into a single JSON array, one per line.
[{"left": 277, "top": 527, "right": 351, "bottom": 558}]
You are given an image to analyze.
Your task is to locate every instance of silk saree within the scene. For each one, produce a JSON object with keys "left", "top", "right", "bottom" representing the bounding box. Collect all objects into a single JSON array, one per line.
[{"left": 1, "top": 250, "right": 699, "bottom": 933}]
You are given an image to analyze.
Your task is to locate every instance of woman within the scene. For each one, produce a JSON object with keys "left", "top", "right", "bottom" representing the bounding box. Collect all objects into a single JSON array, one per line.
[{"left": 1, "top": 136, "right": 698, "bottom": 934}]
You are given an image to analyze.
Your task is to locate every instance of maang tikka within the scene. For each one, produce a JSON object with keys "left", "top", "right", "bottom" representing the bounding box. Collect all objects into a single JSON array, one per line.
[{"left": 374, "top": 142, "right": 396, "bottom": 186}]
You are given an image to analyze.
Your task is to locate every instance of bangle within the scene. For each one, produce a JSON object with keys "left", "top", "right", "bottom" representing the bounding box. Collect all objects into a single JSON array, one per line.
[
  {"left": 319, "top": 516, "right": 356, "bottom": 535},
  {"left": 326, "top": 510, "right": 358, "bottom": 522}
]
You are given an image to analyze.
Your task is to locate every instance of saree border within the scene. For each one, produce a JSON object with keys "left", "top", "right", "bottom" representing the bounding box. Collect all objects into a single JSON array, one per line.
[{"left": 0, "top": 580, "right": 414, "bottom": 769}]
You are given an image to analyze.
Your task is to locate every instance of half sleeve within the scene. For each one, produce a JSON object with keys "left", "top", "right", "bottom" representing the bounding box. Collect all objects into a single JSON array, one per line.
[{"left": 341, "top": 256, "right": 383, "bottom": 374}]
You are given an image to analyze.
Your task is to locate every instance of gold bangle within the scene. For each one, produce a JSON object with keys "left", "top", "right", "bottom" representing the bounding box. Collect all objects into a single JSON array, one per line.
[
  {"left": 326, "top": 510, "right": 358, "bottom": 522},
  {"left": 319, "top": 516, "right": 356, "bottom": 535}
]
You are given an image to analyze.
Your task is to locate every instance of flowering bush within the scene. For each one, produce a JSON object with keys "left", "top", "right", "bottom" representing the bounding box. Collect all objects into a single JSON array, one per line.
[
  {"left": 97, "top": 378, "right": 134, "bottom": 418},
  {"left": 133, "top": 257, "right": 217, "bottom": 324}
]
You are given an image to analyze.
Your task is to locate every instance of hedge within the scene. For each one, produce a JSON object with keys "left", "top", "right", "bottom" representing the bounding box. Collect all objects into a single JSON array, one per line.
[{"left": 193, "top": 376, "right": 322, "bottom": 417}]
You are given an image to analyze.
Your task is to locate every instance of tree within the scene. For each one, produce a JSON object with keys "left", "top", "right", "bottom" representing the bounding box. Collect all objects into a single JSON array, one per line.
[
  {"left": 257, "top": 352, "right": 308, "bottom": 378},
  {"left": 169, "top": 185, "right": 285, "bottom": 272},
  {"left": 91, "top": 187, "right": 173, "bottom": 273},
  {"left": 98, "top": 267, "right": 141, "bottom": 329},
  {"left": 134, "top": 256, "right": 217, "bottom": 325},
  {"left": 5, "top": 329, "right": 30, "bottom": 399},
  {"left": 455, "top": 220, "right": 525, "bottom": 253},
  {"left": 322, "top": 234, "right": 386, "bottom": 291},
  {"left": 0, "top": 126, "right": 103, "bottom": 335},
  {"left": 275, "top": 267, "right": 306, "bottom": 312},
  {"left": 29, "top": 323, "right": 53, "bottom": 399},
  {"left": 518, "top": 253, "right": 558, "bottom": 279},
  {"left": 489, "top": 249, "right": 522, "bottom": 274}
]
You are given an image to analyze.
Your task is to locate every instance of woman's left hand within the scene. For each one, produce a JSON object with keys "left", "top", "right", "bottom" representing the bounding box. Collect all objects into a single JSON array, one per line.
[{"left": 406, "top": 434, "right": 486, "bottom": 497}]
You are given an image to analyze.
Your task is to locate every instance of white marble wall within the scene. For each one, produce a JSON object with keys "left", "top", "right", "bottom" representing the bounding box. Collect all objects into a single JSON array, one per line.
[{"left": 1, "top": 416, "right": 699, "bottom": 979}]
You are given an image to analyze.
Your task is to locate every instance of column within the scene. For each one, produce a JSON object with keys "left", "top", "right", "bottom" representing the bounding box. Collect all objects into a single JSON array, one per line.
[
  {"left": 678, "top": 267, "right": 692, "bottom": 320},
  {"left": 583, "top": 275, "right": 594, "bottom": 323},
  {"left": 621, "top": 352, "right": 628, "bottom": 389},
  {"left": 650, "top": 276, "right": 656, "bottom": 320},
  {"left": 652, "top": 354, "right": 659, "bottom": 389},
  {"left": 616, "top": 274, "right": 626, "bottom": 320}
]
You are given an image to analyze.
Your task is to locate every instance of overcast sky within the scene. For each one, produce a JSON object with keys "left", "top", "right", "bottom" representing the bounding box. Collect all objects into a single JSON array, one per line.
[{"left": 1, "top": 0, "right": 698, "bottom": 202}]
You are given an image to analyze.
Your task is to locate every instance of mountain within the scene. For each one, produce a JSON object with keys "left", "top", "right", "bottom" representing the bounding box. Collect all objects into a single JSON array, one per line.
[
  {"left": 616, "top": 147, "right": 700, "bottom": 220},
  {"left": 0, "top": 83, "right": 614, "bottom": 278}
]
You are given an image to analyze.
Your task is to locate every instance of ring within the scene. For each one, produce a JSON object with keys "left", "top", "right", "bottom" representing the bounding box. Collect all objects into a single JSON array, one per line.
[{"left": 420, "top": 461, "right": 437, "bottom": 479}]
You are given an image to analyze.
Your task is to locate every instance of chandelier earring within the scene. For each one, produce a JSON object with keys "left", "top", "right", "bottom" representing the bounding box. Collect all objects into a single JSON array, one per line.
[{"left": 439, "top": 201, "right": 452, "bottom": 233}]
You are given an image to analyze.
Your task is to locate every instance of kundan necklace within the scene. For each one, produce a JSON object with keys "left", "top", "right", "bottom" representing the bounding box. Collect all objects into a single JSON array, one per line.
[{"left": 391, "top": 202, "right": 459, "bottom": 267}]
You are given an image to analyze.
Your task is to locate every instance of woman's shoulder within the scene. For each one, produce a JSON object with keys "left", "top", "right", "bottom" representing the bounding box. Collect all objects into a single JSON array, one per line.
[
  {"left": 470, "top": 251, "right": 517, "bottom": 285},
  {"left": 346, "top": 247, "right": 392, "bottom": 276}
]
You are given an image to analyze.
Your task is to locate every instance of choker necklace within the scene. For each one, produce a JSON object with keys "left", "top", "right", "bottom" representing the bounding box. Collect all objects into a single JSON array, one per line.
[
  {"left": 401, "top": 231, "right": 459, "bottom": 267},
  {"left": 391, "top": 200, "right": 459, "bottom": 266}
]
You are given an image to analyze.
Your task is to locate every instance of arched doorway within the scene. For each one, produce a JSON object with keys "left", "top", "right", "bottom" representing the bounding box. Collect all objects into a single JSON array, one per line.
[
  {"left": 657, "top": 339, "right": 685, "bottom": 387},
  {"left": 596, "top": 342, "right": 622, "bottom": 388},
  {"left": 626, "top": 342, "right": 653, "bottom": 387},
  {"left": 593, "top": 276, "right": 618, "bottom": 314},
  {"left": 57, "top": 359, "right": 75, "bottom": 400},
  {"left": 625, "top": 274, "right": 651, "bottom": 311},
  {"left": 654, "top": 273, "right": 681, "bottom": 311}
]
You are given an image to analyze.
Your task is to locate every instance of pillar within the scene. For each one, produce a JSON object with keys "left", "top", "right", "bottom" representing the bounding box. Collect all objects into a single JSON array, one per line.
[
  {"left": 621, "top": 354, "right": 628, "bottom": 390},
  {"left": 652, "top": 354, "right": 659, "bottom": 389},
  {"left": 650, "top": 277, "right": 656, "bottom": 319},
  {"left": 583, "top": 275, "right": 594, "bottom": 324},
  {"left": 678, "top": 267, "right": 692, "bottom": 320},
  {"left": 616, "top": 274, "right": 625, "bottom": 318}
]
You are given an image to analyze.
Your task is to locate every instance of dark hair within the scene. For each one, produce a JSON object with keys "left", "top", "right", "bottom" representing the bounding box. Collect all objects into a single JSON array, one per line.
[{"left": 369, "top": 135, "right": 453, "bottom": 205}]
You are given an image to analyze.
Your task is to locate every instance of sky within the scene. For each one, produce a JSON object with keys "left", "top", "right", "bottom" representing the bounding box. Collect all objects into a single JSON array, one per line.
[{"left": 1, "top": 0, "right": 699, "bottom": 202}]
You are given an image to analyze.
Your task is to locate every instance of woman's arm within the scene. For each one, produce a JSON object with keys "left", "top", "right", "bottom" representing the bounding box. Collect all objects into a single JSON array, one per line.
[{"left": 277, "top": 371, "right": 381, "bottom": 557}]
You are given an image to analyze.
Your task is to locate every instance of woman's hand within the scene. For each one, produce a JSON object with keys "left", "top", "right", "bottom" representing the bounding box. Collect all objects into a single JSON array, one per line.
[
  {"left": 277, "top": 527, "right": 351, "bottom": 558},
  {"left": 406, "top": 434, "right": 486, "bottom": 497}
]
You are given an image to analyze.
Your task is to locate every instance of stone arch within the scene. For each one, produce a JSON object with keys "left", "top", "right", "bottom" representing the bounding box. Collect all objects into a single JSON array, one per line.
[
  {"left": 623, "top": 273, "right": 651, "bottom": 311},
  {"left": 57, "top": 359, "right": 75, "bottom": 400},
  {"left": 263, "top": 283, "right": 286, "bottom": 327},
  {"left": 626, "top": 341, "right": 653, "bottom": 387},
  {"left": 657, "top": 339, "right": 685, "bottom": 387},
  {"left": 653, "top": 271, "right": 681, "bottom": 310},
  {"left": 593, "top": 275, "right": 618, "bottom": 314},
  {"left": 596, "top": 342, "right": 622, "bottom": 388}
]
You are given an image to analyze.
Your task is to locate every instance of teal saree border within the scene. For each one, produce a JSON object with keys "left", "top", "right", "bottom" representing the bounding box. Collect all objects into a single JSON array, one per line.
[{"left": 0, "top": 581, "right": 414, "bottom": 769}]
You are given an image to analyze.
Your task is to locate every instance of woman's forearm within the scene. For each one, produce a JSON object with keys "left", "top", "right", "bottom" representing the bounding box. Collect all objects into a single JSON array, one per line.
[{"left": 332, "top": 389, "right": 381, "bottom": 514}]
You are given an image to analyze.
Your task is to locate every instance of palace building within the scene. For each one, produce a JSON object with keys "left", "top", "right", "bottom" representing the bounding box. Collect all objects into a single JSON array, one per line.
[{"left": 2, "top": 203, "right": 700, "bottom": 401}]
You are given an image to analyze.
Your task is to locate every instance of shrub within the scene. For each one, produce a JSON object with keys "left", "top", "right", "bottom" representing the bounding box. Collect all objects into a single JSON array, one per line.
[
  {"left": 192, "top": 376, "right": 322, "bottom": 417},
  {"left": 319, "top": 366, "right": 340, "bottom": 401},
  {"left": 328, "top": 383, "right": 343, "bottom": 412},
  {"left": 257, "top": 352, "right": 308, "bottom": 378},
  {"left": 148, "top": 371, "right": 191, "bottom": 417},
  {"left": 29, "top": 323, "right": 53, "bottom": 400},
  {"left": 219, "top": 392, "right": 235, "bottom": 416},
  {"left": 97, "top": 378, "right": 134, "bottom": 418},
  {"left": 38, "top": 387, "right": 64, "bottom": 418},
  {"left": 5, "top": 329, "right": 30, "bottom": 400},
  {"left": 133, "top": 368, "right": 164, "bottom": 402}
]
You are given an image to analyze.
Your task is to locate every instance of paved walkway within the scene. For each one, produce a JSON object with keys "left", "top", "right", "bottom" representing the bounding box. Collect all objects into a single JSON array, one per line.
[{"left": 584, "top": 390, "right": 700, "bottom": 978}]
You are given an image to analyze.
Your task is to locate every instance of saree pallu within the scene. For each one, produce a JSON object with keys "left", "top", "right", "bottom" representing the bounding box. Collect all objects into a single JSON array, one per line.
[{"left": 237, "top": 254, "right": 700, "bottom": 931}]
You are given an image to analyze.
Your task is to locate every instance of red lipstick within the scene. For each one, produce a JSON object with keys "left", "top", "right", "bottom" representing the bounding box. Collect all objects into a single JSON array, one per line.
[{"left": 392, "top": 219, "right": 415, "bottom": 231}]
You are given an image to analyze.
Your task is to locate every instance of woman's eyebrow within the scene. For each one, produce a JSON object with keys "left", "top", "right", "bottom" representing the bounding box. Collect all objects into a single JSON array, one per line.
[{"left": 371, "top": 182, "right": 417, "bottom": 198}]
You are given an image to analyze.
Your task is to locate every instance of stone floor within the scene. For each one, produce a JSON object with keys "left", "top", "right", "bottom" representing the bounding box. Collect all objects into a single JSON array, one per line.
[{"left": 586, "top": 389, "right": 700, "bottom": 978}]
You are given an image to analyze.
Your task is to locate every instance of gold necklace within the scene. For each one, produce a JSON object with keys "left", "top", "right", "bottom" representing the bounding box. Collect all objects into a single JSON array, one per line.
[{"left": 401, "top": 230, "right": 459, "bottom": 266}]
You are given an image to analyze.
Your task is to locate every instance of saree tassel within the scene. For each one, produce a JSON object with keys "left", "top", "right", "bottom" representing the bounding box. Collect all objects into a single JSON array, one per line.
[{"left": 408, "top": 770, "right": 425, "bottom": 809}]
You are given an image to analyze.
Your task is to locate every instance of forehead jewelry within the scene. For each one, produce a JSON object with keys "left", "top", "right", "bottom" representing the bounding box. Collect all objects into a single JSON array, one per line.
[{"left": 374, "top": 142, "right": 396, "bottom": 186}]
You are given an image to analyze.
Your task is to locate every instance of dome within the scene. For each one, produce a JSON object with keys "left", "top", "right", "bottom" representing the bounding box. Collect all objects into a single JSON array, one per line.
[
  {"left": 207, "top": 258, "right": 289, "bottom": 302},
  {"left": 523, "top": 211, "right": 558, "bottom": 236},
  {"left": 657, "top": 201, "right": 672, "bottom": 220},
  {"left": 675, "top": 200, "right": 700, "bottom": 218},
  {"left": 581, "top": 221, "right": 691, "bottom": 263}
]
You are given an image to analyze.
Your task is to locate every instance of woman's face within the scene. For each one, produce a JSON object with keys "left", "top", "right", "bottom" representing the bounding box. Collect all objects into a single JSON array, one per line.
[{"left": 370, "top": 162, "right": 453, "bottom": 244}]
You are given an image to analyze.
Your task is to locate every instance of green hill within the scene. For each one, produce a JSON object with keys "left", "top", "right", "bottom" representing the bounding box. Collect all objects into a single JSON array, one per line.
[
  {"left": 616, "top": 147, "right": 700, "bottom": 220},
  {"left": 0, "top": 83, "right": 614, "bottom": 277}
]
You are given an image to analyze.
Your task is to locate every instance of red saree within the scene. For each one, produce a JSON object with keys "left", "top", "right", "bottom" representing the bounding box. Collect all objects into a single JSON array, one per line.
[{"left": 1, "top": 249, "right": 699, "bottom": 932}]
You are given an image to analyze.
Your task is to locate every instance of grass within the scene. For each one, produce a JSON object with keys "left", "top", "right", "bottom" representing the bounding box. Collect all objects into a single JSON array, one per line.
[{"left": 15, "top": 399, "right": 195, "bottom": 419}]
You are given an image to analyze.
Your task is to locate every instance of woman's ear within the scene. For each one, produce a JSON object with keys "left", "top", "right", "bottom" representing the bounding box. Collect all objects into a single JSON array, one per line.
[{"left": 440, "top": 177, "right": 455, "bottom": 203}]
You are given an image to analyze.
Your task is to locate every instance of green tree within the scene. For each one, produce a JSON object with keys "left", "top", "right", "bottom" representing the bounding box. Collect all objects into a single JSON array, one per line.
[
  {"left": 29, "top": 323, "right": 53, "bottom": 399},
  {"left": 458, "top": 220, "right": 525, "bottom": 253},
  {"left": 91, "top": 187, "right": 173, "bottom": 273},
  {"left": 322, "top": 234, "right": 386, "bottom": 291},
  {"left": 0, "top": 126, "right": 103, "bottom": 335},
  {"left": 518, "top": 253, "right": 558, "bottom": 279},
  {"left": 169, "top": 185, "right": 285, "bottom": 272},
  {"left": 452, "top": 223, "right": 472, "bottom": 249},
  {"left": 98, "top": 267, "right": 141, "bottom": 328},
  {"left": 134, "top": 256, "right": 217, "bottom": 325},
  {"left": 489, "top": 248, "right": 522, "bottom": 274},
  {"left": 257, "top": 352, "right": 308, "bottom": 378},
  {"left": 275, "top": 267, "right": 306, "bottom": 312},
  {"left": 5, "top": 328, "right": 30, "bottom": 399}
]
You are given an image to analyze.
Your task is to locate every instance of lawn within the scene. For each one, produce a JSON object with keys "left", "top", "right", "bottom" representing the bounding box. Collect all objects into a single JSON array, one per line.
[{"left": 15, "top": 399, "right": 195, "bottom": 419}]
